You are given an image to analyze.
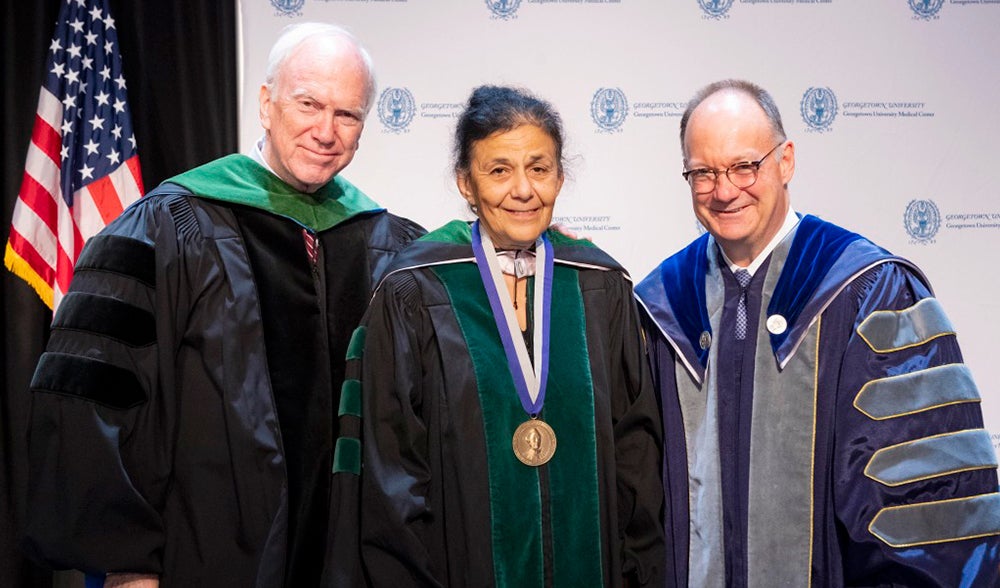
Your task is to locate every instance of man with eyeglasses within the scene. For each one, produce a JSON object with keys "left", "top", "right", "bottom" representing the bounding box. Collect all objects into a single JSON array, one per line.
[{"left": 635, "top": 79, "right": 1000, "bottom": 587}]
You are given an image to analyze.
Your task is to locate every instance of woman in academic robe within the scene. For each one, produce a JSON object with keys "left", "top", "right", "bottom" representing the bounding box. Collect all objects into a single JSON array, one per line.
[{"left": 339, "top": 85, "right": 665, "bottom": 588}]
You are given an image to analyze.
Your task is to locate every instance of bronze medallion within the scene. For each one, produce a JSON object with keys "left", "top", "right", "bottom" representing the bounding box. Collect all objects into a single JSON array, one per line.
[{"left": 512, "top": 419, "right": 557, "bottom": 466}]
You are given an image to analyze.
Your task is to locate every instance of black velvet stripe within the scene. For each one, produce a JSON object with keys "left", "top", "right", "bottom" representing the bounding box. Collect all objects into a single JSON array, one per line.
[
  {"left": 75, "top": 234, "right": 156, "bottom": 287},
  {"left": 54, "top": 292, "right": 155, "bottom": 347},
  {"left": 30, "top": 352, "right": 147, "bottom": 410}
]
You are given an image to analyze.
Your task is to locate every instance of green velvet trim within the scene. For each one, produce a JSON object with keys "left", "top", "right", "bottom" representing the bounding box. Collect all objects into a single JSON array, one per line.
[
  {"left": 332, "top": 437, "right": 362, "bottom": 475},
  {"left": 539, "top": 267, "right": 604, "bottom": 586},
  {"left": 167, "top": 154, "right": 382, "bottom": 232},
  {"left": 346, "top": 326, "right": 367, "bottom": 360},
  {"left": 419, "top": 220, "right": 474, "bottom": 244},
  {"left": 432, "top": 263, "right": 603, "bottom": 587},
  {"left": 339, "top": 379, "right": 362, "bottom": 418}
]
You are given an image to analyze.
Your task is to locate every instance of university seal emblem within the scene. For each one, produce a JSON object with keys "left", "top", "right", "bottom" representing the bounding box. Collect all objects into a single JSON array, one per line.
[{"left": 377, "top": 87, "right": 416, "bottom": 133}]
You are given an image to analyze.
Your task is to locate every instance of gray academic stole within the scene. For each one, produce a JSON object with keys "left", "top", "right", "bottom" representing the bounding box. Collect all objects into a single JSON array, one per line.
[{"left": 675, "top": 229, "right": 817, "bottom": 588}]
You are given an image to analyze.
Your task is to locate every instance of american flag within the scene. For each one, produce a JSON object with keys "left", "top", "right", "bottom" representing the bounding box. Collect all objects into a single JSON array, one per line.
[{"left": 5, "top": 0, "right": 144, "bottom": 311}]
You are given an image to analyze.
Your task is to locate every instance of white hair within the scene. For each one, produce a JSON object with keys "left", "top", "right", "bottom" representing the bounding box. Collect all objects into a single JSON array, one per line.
[{"left": 264, "top": 22, "right": 377, "bottom": 114}]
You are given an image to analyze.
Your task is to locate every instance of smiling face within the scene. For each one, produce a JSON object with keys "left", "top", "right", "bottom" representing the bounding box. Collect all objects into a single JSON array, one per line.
[
  {"left": 457, "top": 124, "right": 564, "bottom": 250},
  {"left": 259, "top": 36, "right": 369, "bottom": 193},
  {"left": 683, "top": 90, "right": 795, "bottom": 265}
]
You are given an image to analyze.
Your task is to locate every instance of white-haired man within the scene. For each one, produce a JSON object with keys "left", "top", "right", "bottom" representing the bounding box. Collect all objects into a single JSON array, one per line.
[{"left": 23, "top": 23, "right": 423, "bottom": 587}]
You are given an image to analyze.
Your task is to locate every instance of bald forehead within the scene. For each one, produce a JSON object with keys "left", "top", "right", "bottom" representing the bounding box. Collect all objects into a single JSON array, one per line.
[
  {"left": 684, "top": 90, "right": 772, "bottom": 152},
  {"left": 690, "top": 90, "right": 768, "bottom": 130}
]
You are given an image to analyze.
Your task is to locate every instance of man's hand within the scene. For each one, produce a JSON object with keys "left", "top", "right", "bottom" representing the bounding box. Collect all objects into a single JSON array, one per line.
[{"left": 549, "top": 222, "right": 591, "bottom": 242}]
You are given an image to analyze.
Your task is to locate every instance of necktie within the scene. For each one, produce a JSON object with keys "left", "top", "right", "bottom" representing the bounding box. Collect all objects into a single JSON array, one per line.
[
  {"left": 302, "top": 229, "right": 319, "bottom": 267},
  {"left": 734, "top": 269, "right": 752, "bottom": 340}
]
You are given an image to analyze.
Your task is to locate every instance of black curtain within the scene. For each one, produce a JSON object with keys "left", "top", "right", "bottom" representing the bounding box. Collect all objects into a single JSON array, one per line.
[{"left": 1, "top": 1, "right": 238, "bottom": 586}]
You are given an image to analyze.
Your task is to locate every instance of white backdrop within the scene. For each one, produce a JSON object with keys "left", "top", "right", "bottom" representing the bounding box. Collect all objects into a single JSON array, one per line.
[{"left": 239, "top": 0, "right": 1000, "bottom": 449}]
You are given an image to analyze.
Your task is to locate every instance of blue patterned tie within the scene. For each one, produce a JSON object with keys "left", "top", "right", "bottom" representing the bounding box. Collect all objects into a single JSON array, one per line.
[{"left": 734, "top": 269, "right": 752, "bottom": 340}]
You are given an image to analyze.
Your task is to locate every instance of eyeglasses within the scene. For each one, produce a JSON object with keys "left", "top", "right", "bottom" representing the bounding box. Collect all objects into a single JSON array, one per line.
[{"left": 681, "top": 141, "right": 785, "bottom": 194}]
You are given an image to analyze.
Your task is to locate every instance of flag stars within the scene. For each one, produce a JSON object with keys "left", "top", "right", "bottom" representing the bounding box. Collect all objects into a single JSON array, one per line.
[
  {"left": 19, "top": 1, "right": 142, "bottom": 290},
  {"left": 129, "top": 134, "right": 137, "bottom": 150}
]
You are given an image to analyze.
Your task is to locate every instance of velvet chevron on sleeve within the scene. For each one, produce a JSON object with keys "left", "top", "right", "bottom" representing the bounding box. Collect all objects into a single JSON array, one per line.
[
  {"left": 23, "top": 155, "right": 424, "bottom": 586},
  {"left": 636, "top": 214, "right": 1000, "bottom": 588}
]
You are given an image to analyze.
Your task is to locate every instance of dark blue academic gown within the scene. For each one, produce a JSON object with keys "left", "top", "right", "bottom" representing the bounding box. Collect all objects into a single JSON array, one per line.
[{"left": 636, "top": 214, "right": 1000, "bottom": 587}]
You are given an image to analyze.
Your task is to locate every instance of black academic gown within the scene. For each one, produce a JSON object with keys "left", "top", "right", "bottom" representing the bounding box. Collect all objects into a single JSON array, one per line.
[
  {"left": 334, "top": 221, "right": 665, "bottom": 588},
  {"left": 23, "top": 155, "right": 424, "bottom": 586}
]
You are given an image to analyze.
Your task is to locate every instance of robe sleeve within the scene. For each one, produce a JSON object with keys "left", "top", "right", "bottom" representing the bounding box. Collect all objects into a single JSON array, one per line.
[
  {"left": 22, "top": 197, "right": 204, "bottom": 576},
  {"left": 638, "top": 309, "right": 687, "bottom": 588},
  {"left": 357, "top": 271, "right": 442, "bottom": 587},
  {"left": 831, "top": 262, "right": 1000, "bottom": 586},
  {"left": 607, "top": 272, "right": 666, "bottom": 586}
]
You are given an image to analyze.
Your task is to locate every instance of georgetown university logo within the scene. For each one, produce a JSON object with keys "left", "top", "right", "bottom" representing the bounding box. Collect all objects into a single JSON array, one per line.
[
  {"left": 800, "top": 87, "right": 838, "bottom": 132},
  {"left": 904, "top": 199, "right": 941, "bottom": 243},
  {"left": 698, "top": 0, "right": 734, "bottom": 19},
  {"left": 485, "top": 0, "right": 521, "bottom": 19},
  {"left": 590, "top": 88, "right": 628, "bottom": 132},
  {"left": 270, "top": 0, "right": 304, "bottom": 17},
  {"left": 909, "top": 0, "right": 944, "bottom": 20},
  {"left": 377, "top": 88, "right": 416, "bottom": 133}
]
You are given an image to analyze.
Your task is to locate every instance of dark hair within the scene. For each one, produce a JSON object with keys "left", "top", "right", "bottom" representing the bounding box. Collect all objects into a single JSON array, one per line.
[
  {"left": 453, "top": 85, "right": 565, "bottom": 175},
  {"left": 679, "top": 79, "right": 787, "bottom": 148}
]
